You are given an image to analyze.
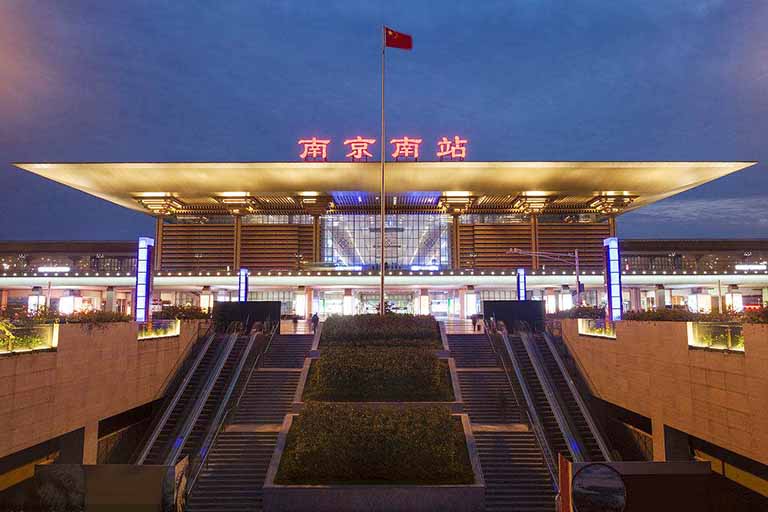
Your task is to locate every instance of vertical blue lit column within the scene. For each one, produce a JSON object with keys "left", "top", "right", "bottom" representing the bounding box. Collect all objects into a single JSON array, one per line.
[
  {"left": 516, "top": 268, "right": 527, "bottom": 300},
  {"left": 238, "top": 268, "right": 249, "bottom": 302},
  {"left": 603, "top": 237, "right": 623, "bottom": 321},
  {"left": 134, "top": 237, "right": 155, "bottom": 322}
]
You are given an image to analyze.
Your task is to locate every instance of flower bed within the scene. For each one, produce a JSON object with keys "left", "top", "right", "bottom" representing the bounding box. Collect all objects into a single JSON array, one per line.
[
  {"left": 320, "top": 314, "right": 440, "bottom": 347},
  {"left": 275, "top": 403, "right": 474, "bottom": 485},
  {"left": 303, "top": 346, "right": 453, "bottom": 402}
]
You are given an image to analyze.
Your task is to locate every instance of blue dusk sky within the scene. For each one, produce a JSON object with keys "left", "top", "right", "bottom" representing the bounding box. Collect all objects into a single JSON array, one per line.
[{"left": 0, "top": 1, "right": 766, "bottom": 240}]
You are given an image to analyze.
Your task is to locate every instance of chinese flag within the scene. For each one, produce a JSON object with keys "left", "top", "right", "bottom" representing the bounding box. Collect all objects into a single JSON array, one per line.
[{"left": 385, "top": 26, "right": 413, "bottom": 50}]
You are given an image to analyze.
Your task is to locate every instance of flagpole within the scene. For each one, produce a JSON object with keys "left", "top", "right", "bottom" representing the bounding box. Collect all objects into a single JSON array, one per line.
[{"left": 379, "top": 25, "right": 386, "bottom": 316}]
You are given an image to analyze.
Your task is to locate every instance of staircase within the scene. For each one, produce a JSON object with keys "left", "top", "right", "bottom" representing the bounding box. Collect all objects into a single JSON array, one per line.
[
  {"left": 186, "top": 333, "right": 312, "bottom": 511},
  {"left": 507, "top": 334, "right": 571, "bottom": 461},
  {"left": 449, "top": 334, "right": 500, "bottom": 368},
  {"left": 535, "top": 334, "right": 606, "bottom": 461},
  {"left": 141, "top": 334, "right": 227, "bottom": 465},
  {"left": 475, "top": 431, "right": 557, "bottom": 512},
  {"left": 185, "top": 432, "right": 278, "bottom": 512},
  {"left": 261, "top": 334, "right": 313, "bottom": 368},
  {"left": 448, "top": 333, "right": 556, "bottom": 511}
]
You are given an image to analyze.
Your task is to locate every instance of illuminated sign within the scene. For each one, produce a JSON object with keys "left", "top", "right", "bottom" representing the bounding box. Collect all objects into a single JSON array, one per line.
[
  {"left": 516, "top": 268, "right": 527, "bottom": 300},
  {"left": 437, "top": 136, "right": 468, "bottom": 161},
  {"left": 390, "top": 137, "right": 423, "bottom": 160},
  {"left": 297, "top": 136, "right": 468, "bottom": 161},
  {"left": 343, "top": 136, "right": 376, "bottom": 161},
  {"left": 37, "top": 266, "right": 71, "bottom": 273},
  {"left": 238, "top": 268, "right": 249, "bottom": 302},
  {"left": 735, "top": 263, "right": 767, "bottom": 271},
  {"left": 603, "top": 237, "right": 622, "bottom": 322},
  {"left": 298, "top": 137, "right": 331, "bottom": 161},
  {"left": 135, "top": 237, "right": 155, "bottom": 322}
]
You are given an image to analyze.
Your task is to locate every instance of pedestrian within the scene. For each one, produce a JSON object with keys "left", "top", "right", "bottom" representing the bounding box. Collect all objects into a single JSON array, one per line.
[
  {"left": 471, "top": 316, "right": 477, "bottom": 332},
  {"left": 311, "top": 312, "right": 319, "bottom": 333}
]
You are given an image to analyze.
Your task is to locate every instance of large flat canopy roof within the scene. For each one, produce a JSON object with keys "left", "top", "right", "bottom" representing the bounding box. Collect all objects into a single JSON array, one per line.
[{"left": 14, "top": 161, "right": 755, "bottom": 216}]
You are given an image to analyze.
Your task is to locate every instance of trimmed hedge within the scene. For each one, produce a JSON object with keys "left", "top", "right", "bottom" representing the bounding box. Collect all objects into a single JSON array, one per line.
[
  {"left": 303, "top": 346, "right": 453, "bottom": 401},
  {"left": 321, "top": 314, "right": 440, "bottom": 347},
  {"left": 275, "top": 403, "right": 474, "bottom": 485}
]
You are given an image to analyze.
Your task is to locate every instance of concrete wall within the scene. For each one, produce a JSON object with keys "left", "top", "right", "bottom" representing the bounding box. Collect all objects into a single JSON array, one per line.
[
  {"left": 560, "top": 319, "right": 768, "bottom": 465},
  {"left": 0, "top": 320, "right": 207, "bottom": 462}
]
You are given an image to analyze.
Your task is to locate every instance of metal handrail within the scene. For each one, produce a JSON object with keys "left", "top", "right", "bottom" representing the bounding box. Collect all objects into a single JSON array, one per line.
[
  {"left": 541, "top": 330, "right": 612, "bottom": 461},
  {"left": 163, "top": 332, "right": 239, "bottom": 465},
  {"left": 518, "top": 328, "right": 585, "bottom": 463},
  {"left": 134, "top": 326, "right": 216, "bottom": 464},
  {"left": 185, "top": 321, "right": 279, "bottom": 495},
  {"left": 486, "top": 322, "right": 559, "bottom": 491}
]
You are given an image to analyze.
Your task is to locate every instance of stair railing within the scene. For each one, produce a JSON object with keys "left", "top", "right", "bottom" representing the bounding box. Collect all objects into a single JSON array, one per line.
[
  {"left": 517, "top": 325, "right": 586, "bottom": 463},
  {"left": 134, "top": 325, "right": 216, "bottom": 464},
  {"left": 485, "top": 321, "right": 559, "bottom": 491},
  {"left": 163, "top": 331, "right": 240, "bottom": 465},
  {"left": 185, "top": 321, "right": 279, "bottom": 496},
  {"left": 542, "top": 330, "right": 613, "bottom": 461}
]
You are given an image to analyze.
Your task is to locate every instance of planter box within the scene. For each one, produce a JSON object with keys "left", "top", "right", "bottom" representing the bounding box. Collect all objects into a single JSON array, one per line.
[
  {"left": 263, "top": 414, "right": 485, "bottom": 512},
  {"left": 292, "top": 356, "right": 464, "bottom": 413}
]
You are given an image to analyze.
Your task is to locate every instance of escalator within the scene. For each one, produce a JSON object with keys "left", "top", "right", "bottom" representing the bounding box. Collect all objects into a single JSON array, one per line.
[
  {"left": 506, "top": 333, "right": 574, "bottom": 461},
  {"left": 136, "top": 329, "right": 252, "bottom": 466},
  {"left": 534, "top": 332, "right": 610, "bottom": 461},
  {"left": 135, "top": 332, "right": 226, "bottom": 465}
]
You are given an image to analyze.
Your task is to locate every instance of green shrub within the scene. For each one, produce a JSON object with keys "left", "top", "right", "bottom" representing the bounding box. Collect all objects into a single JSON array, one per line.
[
  {"left": 744, "top": 306, "right": 768, "bottom": 324},
  {"left": 548, "top": 306, "right": 605, "bottom": 319},
  {"left": 304, "top": 346, "right": 453, "bottom": 402},
  {"left": 321, "top": 314, "right": 440, "bottom": 347},
  {"left": 623, "top": 309, "right": 739, "bottom": 322},
  {"left": 275, "top": 403, "right": 474, "bottom": 485},
  {"left": 154, "top": 305, "right": 211, "bottom": 320}
]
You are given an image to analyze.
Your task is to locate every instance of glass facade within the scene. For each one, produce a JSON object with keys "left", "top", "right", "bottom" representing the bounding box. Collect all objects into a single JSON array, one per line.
[{"left": 321, "top": 214, "right": 451, "bottom": 269}]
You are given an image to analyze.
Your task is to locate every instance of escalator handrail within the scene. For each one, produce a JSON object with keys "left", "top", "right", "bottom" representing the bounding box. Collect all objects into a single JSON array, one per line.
[
  {"left": 488, "top": 323, "right": 559, "bottom": 491},
  {"left": 518, "top": 328, "right": 586, "bottom": 463},
  {"left": 134, "top": 328, "right": 216, "bottom": 465},
  {"left": 542, "top": 331, "right": 613, "bottom": 461},
  {"left": 163, "top": 332, "right": 239, "bottom": 465},
  {"left": 185, "top": 321, "right": 279, "bottom": 495}
]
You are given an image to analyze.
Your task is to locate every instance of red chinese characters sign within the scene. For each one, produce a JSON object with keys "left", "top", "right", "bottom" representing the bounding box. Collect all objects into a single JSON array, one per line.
[
  {"left": 298, "top": 137, "right": 331, "bottom": 161},
  {"left": 343, "top": 136, "right": 376, "bottom": 160},
  {"left": 298, "top": 136, "right": 467, "bottom": 161}
]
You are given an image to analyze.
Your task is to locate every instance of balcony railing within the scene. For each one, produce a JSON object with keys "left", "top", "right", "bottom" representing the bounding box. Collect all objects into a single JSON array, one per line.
[
  {"left": 1, "top": 324, "right": 59, "bottom": 354},
  {"left": 137, "top": 319, "right": 181, "bottom": 340},
  {"left": 577, "top": 318, "right": 617, "bottom": 339},
  {"left": 687, "top": 322, "right": 744, "bottom": 352}
]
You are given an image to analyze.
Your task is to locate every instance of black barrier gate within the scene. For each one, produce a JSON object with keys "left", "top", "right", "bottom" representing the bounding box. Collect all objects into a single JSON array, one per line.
[
  {"left": 482, "top": 300, "right": 545, "bottom": 332},
  {"left": 212, "top": 301, "right": 282, "bottom": 333}
]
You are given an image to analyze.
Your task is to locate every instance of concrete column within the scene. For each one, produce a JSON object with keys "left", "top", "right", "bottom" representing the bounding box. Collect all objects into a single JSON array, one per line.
[
  {"left": 530, "top": 214, "right": 540, "bottom": 269},
  {"left": 0, "top": 289, "right": 7, "bottom": 312},
  {"left": 343, "top": 288, "right": 353, "bottom": 315},
  {"left": 234, "top": 216, "right": 242, "bottom": 270},
  {"left": 312, "top": 215, "right": 321, "bottom": 263},
  {"left": 105, "top": 286, "right": 116, "bottom": 312},
  {"left": 82, "top": 421, "right": 99, "bottom": 465},
  {"left": 154, "top": 216, "right": 163, "bottom": 271},
  {"left": 451, "top": 214, "right": 460, "bottom": 269},
  {"left": 458, "top": 289, "right": 466, "bottom": 319},
  {"left": 762, "top": 288, "right": 768, "bottom": 306},
  {"left": 419, "top": 288, "right": 430, "bottom": 316},
  {"left": 654, "top": 284, "right": 666, "bottom": 309},
  {"left": 608, "top": 215, "right": 617, "bottom": 237},
  {"left": 305, "top": 287, "right": 313, "bottom": 316},
  {"left": 629, "top": 287, "right": 641, "bottom": 311},
  {"left": 651, "top": 417, "right": 666, "bottom": 462},
  {"left": 200, "top": 286, "right": 213, "bottom": 313}
]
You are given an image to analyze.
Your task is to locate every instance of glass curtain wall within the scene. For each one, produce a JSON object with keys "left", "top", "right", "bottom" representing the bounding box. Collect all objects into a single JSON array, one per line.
[{"left": 321, "top": 214, "right": 451, "bottom": 269}]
